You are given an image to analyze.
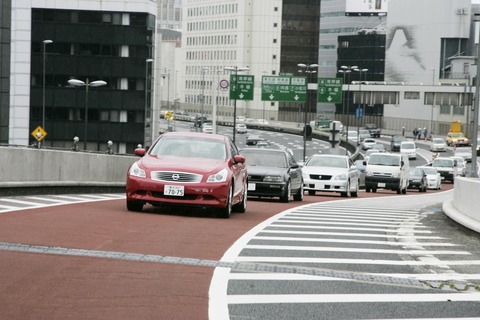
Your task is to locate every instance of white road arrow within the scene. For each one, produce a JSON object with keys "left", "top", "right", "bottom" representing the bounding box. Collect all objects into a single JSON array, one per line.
[
  {"left": 239, "top": 93, "right": 245, "bottom": 99},
  {"left": 294, "top": 95, "right": 299, "bottom": 101},
  {"left": 327, "top": 96, "right": 332, "bottom": 102},
  {"left": 269, "top": 94, "right": 275, "bottom": 100}
]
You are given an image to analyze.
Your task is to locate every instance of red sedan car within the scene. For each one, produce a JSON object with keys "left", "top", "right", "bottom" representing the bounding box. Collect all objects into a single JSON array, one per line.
[{"left": 126, "top": 132, "right": 248, "bottom": 218}]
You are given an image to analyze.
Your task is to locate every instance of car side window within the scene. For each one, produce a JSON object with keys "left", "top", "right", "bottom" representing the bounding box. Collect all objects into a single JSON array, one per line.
[{"left": 229, "top": 140, "right": 239, "bottom": 158}]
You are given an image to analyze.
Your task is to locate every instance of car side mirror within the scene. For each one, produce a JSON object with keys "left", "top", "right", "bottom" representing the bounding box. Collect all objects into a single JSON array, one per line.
[
  {"left": 134, "top": 148, "right": 146, "bottom": 157},
  {"left": 234, "top": 154, "right": 246, "bottom": 164}
]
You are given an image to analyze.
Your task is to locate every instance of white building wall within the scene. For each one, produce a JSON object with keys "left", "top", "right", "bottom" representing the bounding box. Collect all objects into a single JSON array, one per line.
[
  {"left": 181, "top": 0, "right": 282, "bottom": 120},
  {"left": 383, "top": 0, "right": 472, "bottom": 132},
  {"left": 9, "top": 0, "right": 157, "bottom": 146}
]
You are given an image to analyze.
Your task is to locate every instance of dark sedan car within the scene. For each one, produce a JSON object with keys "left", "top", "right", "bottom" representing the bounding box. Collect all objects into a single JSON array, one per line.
[
  {"left": 126, "top": 132, "right": 248, "bottom": 218},
  {"left": 408, "top": 167, "right": 428, "bottom": 192},
  {"left": 239, "top": 148, "right": 303, "bottom": 202},
  {"left": 390, "top": 135, "right": 407, "bottom": 151}
]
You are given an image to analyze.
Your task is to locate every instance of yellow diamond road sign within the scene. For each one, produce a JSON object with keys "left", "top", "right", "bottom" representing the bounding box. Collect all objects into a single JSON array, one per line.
[{"left": 31, "top": 126, "right": 47, "bottom": 142}]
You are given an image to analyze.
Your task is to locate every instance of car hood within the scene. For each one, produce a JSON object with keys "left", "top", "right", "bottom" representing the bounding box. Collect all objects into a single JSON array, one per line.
[
  {"left": 138, "top": 155, "right": 226, "bottom": 174},
  {"left": 247, "top": 165, "right": 287, "bottom": 176},
  {"left": 302, "top": 166, "right": 347, "bottom": 175}
]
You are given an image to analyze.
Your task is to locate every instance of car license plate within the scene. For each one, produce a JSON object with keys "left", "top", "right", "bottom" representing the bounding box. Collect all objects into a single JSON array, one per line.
[
  {"left": 248, "top": 183, "right": 256, "bottom": 191},
  {"left": 378, "top": 183, "right": 386, "bottom": 187},
  {"left": 164, "top": 185, "right": 185, "bottom": 196}
]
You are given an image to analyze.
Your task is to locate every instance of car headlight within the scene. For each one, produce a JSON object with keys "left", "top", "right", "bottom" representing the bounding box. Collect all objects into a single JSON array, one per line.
[
  {"left": 391, "top": 172, "right": 400, "bottom": 178},
  {"left": 333, "top": 173, "right": 347, "bottom": 181},
  {"left": 129, "top": 162, "right": 146, "bottom": 178},
  {"left": 207, "top": 168, "right": 228, "bottom": 183},
  {"left": 264, "top": 176, "right": 283, "bottom": 182},
  {"left": 366, "top": 171, "right": 373, "bottom": 177}
]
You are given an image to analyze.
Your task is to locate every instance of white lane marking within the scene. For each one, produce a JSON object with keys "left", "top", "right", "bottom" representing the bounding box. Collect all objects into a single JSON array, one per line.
[
  {"left": 0, "top": 194, "right": 125, "bottom": 213},
  {"left": 242, "top": 245, "right": 470, "bottom": 256},
  {"left": 273, "top": 220, "right": 429, "bottom": 229},
  {"left": 235, "top": 256, "right": 480, "bottom": 266},
  {"left": 296, "top": 208, "right": 419, "bottom": 217},
  {"left": 0, "top": 198, "right": 44, "bottom": 205},
  {"left": 270, "top": 223, "right": 434, "bottom": 233},
  {"left": 280, "top": 216, "right": 425, "bottom": 226},
  {"left": 226, "top": 293, "right": 480, "bottom": 305},
  {"left": 259, "top": 230, "right": 447, "bottom": 240},
  {"left": 228, "top": 272, "right": 480, "bottom": 282},
  {"left": 289, "top": 212, "right": 422, "bottom": 222}
]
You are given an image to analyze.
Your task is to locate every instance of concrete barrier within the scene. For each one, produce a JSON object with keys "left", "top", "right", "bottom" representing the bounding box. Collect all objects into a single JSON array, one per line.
[
  {"left": 0, "top": 146, "right": 136, "bottom": 195},
  {"left": 442, "top": 177, "right": 480, "bottom": 233}
]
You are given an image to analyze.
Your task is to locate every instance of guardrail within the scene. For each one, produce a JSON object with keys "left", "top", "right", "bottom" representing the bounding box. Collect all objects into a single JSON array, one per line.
[{"left": 0, "top": 121, "right": 359, "bottom": 196}]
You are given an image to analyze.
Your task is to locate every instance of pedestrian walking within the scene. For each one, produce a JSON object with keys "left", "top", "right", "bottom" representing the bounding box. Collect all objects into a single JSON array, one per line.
[
  {"left": 423, "top": 127, "right": 428, "bottom": 141},
  {"left": 417, "top": 128, "right": 422, "bottom": 140},
  {"left": 401, "top": 126, "right": 405, "bottom": 136},
  {"left": 413, "top": 128, "right": 417, "bottom": 139}
]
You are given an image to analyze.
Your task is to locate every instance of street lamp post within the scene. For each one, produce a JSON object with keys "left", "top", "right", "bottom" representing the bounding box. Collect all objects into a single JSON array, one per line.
[
  {"left": 224, "top": 66, "right": 249, "bottom": 143},
  {"left": 68, "top": 78, "right": 107, "bottom": 150},
  {"left": 354, "top": 68, "right": 368, "bottom": 127},
  {"left": 200, "top": 67, "right": 209, "bottom": 129},
  {"left": 145, "top": 59, "right": 154, "bottom": 146},
  {"left": 429, "top": 68, "right": 436, "bottom": 140},
  {"left": 338, "top": 65, "right": 358, "bottom": 153},
  {"left": 42, "top": 39, "right": 53, "bottom": 146},
  {"left": 297, "top": 63, "right": 318, "bottom": 162}
]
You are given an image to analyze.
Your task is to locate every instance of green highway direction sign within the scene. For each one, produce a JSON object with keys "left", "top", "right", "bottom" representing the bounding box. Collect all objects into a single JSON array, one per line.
[
  {"left": 230, "top": 74, "right": 254, "bottom": 100},
  {"left": 261, "top": 76, "right": 307, "bottom": 102},
  {"left": 318, "top": 77, "right": 343, "bottom": 103}
]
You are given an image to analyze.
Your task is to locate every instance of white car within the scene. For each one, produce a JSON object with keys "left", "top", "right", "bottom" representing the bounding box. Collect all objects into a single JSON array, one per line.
[
  {"left": 454, "top": 147, "right": 472, "bottom": 162},
  {"left": 450, "top": 156, "right": 466, "bottom": 177},
  {"left": 361, "top": 138, "right": 377, "bottom": 150},
  {"left": 235, "top": 123, "right": 248, "bottom": 134},
  {"left": 358, "top": 129, "right": 371, "bottom": 142},
  {"left": 417, "top": 166, "right": 441, "bottom": 190},
  {"left": 400, "top": 141, "right": 417, "bottom": 160},
  {"left": 345, "top": 131, "right": 360, "bottom": 145},
  {"left": 302, "top": 154, "right": 359, "bottom": 197},
  {"left": 430, "top": 137, "right": 447, "bottom": 152},
  {"left": 201, "top": 123, "right": 213, "bottom": 134}
]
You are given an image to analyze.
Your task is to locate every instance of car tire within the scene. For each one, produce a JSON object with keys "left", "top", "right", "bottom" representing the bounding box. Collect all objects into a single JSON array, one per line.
[
  {"left": 126, "top": 200, "right": 144, "bottom": 212},
  {"left": 366, "top": 187, "right": 371, "bottom": 193},
  {"left": 308, "top": 190, "right": 316, "bottom": 196},
  {"left": 218, "top": 184, "right": 233, "bottom": 218},
  {"left": 233, "top": 183, "right": 247, "bottom": 213},
  {"left": 402, "top": 187, "right": 407, "bottom": 194},
  {"left": 341, "top": 181, "right": 350, "bottom": 197},
  {"left": 351, "top": 180, "right": 359, "bottom": 197},
  {"left": 280, "top": 181, "right": 291, "bottom": 203},
  {"left": 293, "top": 183, "right": 304, "bottom": 201}
]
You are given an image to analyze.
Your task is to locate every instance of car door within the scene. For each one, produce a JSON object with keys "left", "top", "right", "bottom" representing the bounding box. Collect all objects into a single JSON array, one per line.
[
  {"left": 348, "top": 159, "right": 359, "bottom": 189},
  {"left": 287, "top": 152, "right": 302, "bottom": 191},
  {"left": 229, "top": 140, "right": 247, "bottom": 202}
]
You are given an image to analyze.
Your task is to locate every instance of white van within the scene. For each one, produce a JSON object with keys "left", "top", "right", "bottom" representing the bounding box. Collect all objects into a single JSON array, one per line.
[
  {"left": 400, "top": 141, "right": 417, "bottom": 160},
  {"left": 364, "top": 153, "right": 410, "bottom": 194}
]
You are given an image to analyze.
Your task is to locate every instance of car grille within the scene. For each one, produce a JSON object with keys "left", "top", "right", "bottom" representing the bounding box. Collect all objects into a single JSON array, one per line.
[
  {"left": 249, "top": 175, "right": 264, "bottom": 182},
  {"left": 309, "top": 174, "right": 332, "bottom": 180},
  {"left": 371, "top": 172, "right": 394, "bottom": 178},
  {"left": 151, "top": 171, "right": 202, "bottom": 183}
]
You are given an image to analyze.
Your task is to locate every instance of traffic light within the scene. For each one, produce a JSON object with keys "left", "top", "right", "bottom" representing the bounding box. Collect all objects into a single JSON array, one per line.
[{"left": 305, "top": 124, "right": 312, "bottom": 141}]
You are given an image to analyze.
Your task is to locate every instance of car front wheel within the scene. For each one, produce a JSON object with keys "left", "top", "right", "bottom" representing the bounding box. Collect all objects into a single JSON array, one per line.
[
  {"left": 293, "top": 183, "right": 304, "bottom": 201},
  {"left": 233, "top": 182, "right": 247, "bottom": 213},
  {"left": 280, "top": 181, "right": 291, "bottom": 203},
  {"left": 218, "top": 185, "right": 233, "bottom": 218},
  {"left": 126, "top": 200, "right": 144, "bottom": 212}
]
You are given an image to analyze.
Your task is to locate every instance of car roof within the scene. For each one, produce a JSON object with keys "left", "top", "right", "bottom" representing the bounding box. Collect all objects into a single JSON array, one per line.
[{"left": 309, "top": 154, "right": 348, "bottom": 159}]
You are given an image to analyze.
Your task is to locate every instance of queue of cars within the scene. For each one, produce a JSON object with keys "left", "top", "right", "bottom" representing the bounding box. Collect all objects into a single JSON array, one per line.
[{"left": 126, "top": 121, "right": 460, "bottom": 217}]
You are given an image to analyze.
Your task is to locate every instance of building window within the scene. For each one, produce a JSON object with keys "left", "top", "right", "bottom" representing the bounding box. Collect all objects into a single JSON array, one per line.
[
  {"left": 439, "top": 105, "right": 451, "bottom": 115},
  {"left": 453, "top": 105, "right": 464, "bottom": 115},
  {"left": 404, "top": 91, "right": 420, "bottom": 100},
  {"left": 274, "top": 23, "right": 277, "bottom": 27},
  {"left": 273, "top": 39, "right": 277, "bottom": 44}
]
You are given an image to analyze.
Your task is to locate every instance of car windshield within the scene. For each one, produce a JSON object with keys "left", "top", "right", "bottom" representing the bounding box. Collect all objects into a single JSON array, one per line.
[
  {"left": 450, "top": 133, "right": 465, "bottom": 138},
  {"left": 359, "top": 130, "right": 370, "bottom": 135},
  {"left": 368, "top": 154, "right": 400, "bottom": 166},
  {"left": 393, "top": 136, "right": 407, "bottom": 142},
  {"left": 409, "top": 168, "right": 423, "bottom": 176},
  {"left": 433, "top": 138, "right": 444, "bottom": 144},
  {"left": 241, "top": 150, "right": 287, "bottom": 168},
  {"left": 149, "top": 136, "right": 226, "bottom": 160},
  {"left": 420, "top": 167, "right": 437, "bottom": 175},
  {"left": 433, "top": 159, "right": 453, "bottom": 167},
  {"left": 402, "top": 143, "right": 414, "bottom": 149},
  {"left": 306, "top": 156, "right": 347, "bottom": 168}
]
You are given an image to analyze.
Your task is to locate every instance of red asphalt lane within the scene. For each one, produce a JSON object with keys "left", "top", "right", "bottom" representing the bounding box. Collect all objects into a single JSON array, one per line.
[{"left": 0, "top": 187, "right": 451, "bottom": 320}]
